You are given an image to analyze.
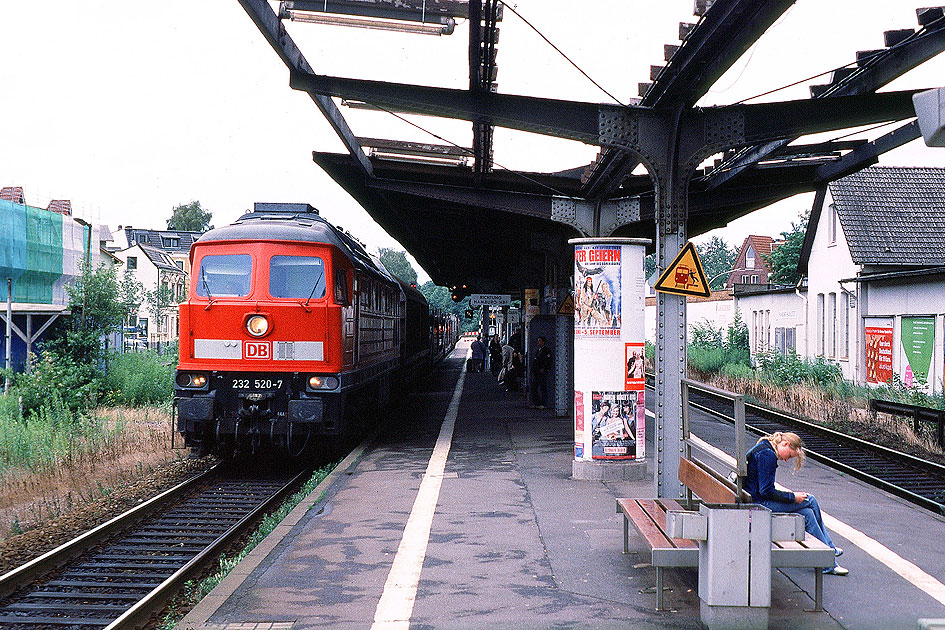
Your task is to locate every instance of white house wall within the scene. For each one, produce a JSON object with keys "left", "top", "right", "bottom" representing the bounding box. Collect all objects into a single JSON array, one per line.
[
  {"left": 734, "top": 291, "right": 806, "bottom": 360},
  {"left": 806, "top": 193, "right": 860, "bottom": 382},
  {"left": 644, "top": 296, "right": 735, "bottom": 343}
]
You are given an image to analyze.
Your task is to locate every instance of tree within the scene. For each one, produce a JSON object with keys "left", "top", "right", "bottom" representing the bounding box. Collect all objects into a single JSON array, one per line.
[
  {"left": 765, "top": 210, "right": 809, "bottom": 286},
  {"left": 419, "top": 281, "right": 479, "bottom": 332},
  {"left": 378, "top": 248, "right": 418, "bottom": 285},
  {"left": 644, "top": 253, "right": 657, "bottom": 282},
  {"left": 118, "top": 266, "right": 144, "bottom": 329},
  {"left": 696, "top": 236, "right": 738, "bottom": 290},
  {"left": 167, "top": 201, "right": 213, "bottom": 232},
  {"left": 67, "top": 263, "right": 125, "bottom": 335},
  {"left": 145, "top": 273, "right": 176, "bottom": 349}
]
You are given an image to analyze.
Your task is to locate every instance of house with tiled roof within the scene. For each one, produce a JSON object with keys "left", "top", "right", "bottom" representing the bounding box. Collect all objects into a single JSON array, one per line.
[
  {"left": 798, "top": 166, "right": 945, "bottom": 391},
  {"left": 726, "top": 235, "right": 778, "bottom": 288},
  {"left": 110, "top": 226, "right": 202, "bottom": 274},
  {"left": 112, "top": 243, "right": 187, "bottom": 348}
]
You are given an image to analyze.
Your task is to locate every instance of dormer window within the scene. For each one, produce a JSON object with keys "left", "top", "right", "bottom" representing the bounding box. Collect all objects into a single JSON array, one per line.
[{"left": 162, "top": 236, "right": 180, "bottom": 248}]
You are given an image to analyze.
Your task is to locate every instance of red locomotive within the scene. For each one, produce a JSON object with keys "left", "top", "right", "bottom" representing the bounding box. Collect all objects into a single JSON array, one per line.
[{"left": 174, "top": 203, "right": 458, "bottom": 458}]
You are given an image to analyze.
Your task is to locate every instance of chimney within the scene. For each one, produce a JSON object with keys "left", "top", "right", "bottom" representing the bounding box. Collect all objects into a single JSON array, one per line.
[
  {"left": 47, "top": 200, "right": 72, "bottom": 216},
  {"left": 0, "top": 187, "right": 25, "bottom": 204}
]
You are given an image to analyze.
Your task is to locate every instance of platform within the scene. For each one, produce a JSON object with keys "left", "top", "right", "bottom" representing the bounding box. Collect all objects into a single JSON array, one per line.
[{"left": 179, "top": 342, "right": 945, "bottom": 630}]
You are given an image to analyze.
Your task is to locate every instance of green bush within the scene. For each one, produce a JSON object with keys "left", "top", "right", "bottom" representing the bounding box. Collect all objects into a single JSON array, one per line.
[
  {"left": 103, "top": 351, "right": 175, "bottom": 407},
  {"left": 687, "top": 312, "right": 751, "bottom": 374},
  {"left": 754, "top": 350, "right": 843, "bottom": 388}
]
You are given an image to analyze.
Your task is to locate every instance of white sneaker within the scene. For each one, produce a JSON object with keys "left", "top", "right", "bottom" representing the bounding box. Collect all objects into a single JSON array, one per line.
[{"left": 823, "top": 565, "right": 849, "bottom": 576}]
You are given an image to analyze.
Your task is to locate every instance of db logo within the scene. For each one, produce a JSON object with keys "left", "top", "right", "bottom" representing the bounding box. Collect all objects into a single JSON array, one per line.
[{"left": 243, "top": 341, "right": 271, "bottom": 360}]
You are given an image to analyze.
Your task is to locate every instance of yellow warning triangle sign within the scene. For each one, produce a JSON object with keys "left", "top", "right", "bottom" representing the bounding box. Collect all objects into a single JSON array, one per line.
[
  {"left": 558, "top": 293, "right": 574, "bottom": 315},
  {"left": 654, "top": 242, "right": 712, "bottom": 298}
]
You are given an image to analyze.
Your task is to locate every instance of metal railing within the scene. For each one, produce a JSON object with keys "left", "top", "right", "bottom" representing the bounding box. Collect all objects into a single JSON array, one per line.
[{"left": 682, "top": 378, "right": 747, "bottom": 502}]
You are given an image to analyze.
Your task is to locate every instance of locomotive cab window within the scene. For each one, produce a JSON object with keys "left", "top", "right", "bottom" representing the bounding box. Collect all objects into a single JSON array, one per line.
[
  {"left": 333, "top": 269, "right": 349, "bottom": 305},
  {"left": 269, "top": 255, "right": 325, "bottom": 300},
  {"left": 195, "top": 254, "right": 252, "bottom": 297}
]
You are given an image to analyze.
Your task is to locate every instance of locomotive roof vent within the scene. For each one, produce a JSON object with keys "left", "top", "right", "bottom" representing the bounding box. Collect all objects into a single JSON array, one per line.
[{"left": 253, "top": 202, "right": 320, "bottom": 215}]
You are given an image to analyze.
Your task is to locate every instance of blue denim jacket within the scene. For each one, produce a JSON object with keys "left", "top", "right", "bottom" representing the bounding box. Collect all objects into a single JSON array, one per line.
[{"left": 744, "top": 440, "right": 795, "bottom": 503}]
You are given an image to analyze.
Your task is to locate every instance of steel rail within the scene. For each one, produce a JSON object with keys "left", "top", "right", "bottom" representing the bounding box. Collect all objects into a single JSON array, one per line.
[
  {"left": 105, "top": 467, "right": 311, "bottom": 630},
  {"left": 0, "top": 464, "right": 220, "bottom": 601}
]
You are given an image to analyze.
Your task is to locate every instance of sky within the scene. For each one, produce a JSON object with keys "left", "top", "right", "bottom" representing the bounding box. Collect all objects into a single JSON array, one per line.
[{"left": 1, "top": 1, "right": 943, "bottom": 281}]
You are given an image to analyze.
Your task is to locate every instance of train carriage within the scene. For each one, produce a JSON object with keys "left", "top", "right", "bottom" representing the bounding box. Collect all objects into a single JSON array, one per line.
[{"left": 174, "top": 202, "right": 455, "bottom": 458}]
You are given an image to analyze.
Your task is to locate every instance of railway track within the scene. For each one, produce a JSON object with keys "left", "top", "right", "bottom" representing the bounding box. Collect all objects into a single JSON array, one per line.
[
  {"left": 0, "top": 464, "right": 309, "bottom": 629},
  {"left": 682, "top": 383, "right": 945, "bottom": 515}
]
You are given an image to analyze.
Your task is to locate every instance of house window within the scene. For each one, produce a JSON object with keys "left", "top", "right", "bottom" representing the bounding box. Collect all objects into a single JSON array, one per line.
[
  {"left": 817, "top": 294, "right": 825, "bottom": 355},
  {"left": 742, "top": 274, "right": 750, "bottom": 284},
  {"left": 751, "top": 275, "right": 758, "bottom": 284},
  {"left": 766, "top": 310, "right": 771, "bottom": 351},
  {"left": 746, "top": 245, "right": 755, "bottom": 269},
  {"left": 162, "top": 236, "right": 180, "bottom": 248},
  {"left": 828, "top": 204, "right": 837, "bottom": 245},
  {"left": 127, "top": 256, "right": 137, "bottom": 269},
  {"left": 841, "top": 293, "right": 850, "bottom": 358},
  {"left": 827, "top": 293, "right": 837, "bottom": 357},
  {"left": 175, "top": 260, "right": 184, "bottom": 269}
]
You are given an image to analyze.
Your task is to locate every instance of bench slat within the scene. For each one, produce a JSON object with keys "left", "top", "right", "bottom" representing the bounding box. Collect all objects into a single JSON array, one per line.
[
  {"left": 678, "top": 457, "right": 737, "bottom": 504},
  {"left": 637, "top": 499, "right": 698, "bottom": 549},
  {"left": 618, "top": 499, "right": 675, "bottom": 550}
]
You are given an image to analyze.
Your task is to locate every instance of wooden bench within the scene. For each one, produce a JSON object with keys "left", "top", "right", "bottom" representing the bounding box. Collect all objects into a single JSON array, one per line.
[{"left": 617, "top": 457, "right": 835, "bottom": 611}]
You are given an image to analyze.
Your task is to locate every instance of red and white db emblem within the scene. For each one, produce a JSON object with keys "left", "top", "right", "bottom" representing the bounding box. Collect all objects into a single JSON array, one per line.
[{"left": 243, "top": 341, "right": 272, "bottom": 360}]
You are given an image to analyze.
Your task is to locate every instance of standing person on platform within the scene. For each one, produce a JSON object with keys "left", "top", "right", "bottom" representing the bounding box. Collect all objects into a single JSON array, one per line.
[
  {"left": 744, "top": 431, "right": 848, "bottom": 576},
  {"left": 531, "top": 335, "right": 553, "bottom": 409},
  {"left": 509, "top": 326, "right": 523, "bottom": 356},
  {"left": 506, "top": 349, "right": 524, "bottom": 392},
  {"left": 489, "top": 333, "right": 503, "bottom": 376},
  {"left": 470, "top": 335, "right": 486, "bottom": 373}
]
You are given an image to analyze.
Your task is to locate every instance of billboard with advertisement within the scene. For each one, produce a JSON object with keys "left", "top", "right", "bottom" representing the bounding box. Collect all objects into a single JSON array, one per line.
[
  {"left": 865, "top": 322, "right": 894, "bottom": 384},
  {"left": 901, "top": 316, "right": 935, "bottom": 388}
]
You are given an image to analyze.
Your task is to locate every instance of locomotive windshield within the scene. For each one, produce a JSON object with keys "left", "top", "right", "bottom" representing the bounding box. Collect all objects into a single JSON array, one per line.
[
  {"left": 195, "top": 254, "right": 252, "bottom": 297},
  {"left": 269, "top": 255, "right": 326, "bottom": 300}
]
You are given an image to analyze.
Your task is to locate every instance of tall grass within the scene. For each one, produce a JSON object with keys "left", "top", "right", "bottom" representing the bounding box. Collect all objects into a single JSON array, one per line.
[
  {"left": 0, "top": 392, "right": 124, "bottom": 475},
  {"left": 103, "top": 350, "right": 175, "bottom": 407}
]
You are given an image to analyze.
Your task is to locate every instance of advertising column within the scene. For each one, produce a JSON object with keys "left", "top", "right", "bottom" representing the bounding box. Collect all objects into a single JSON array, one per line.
[{"left": 570, "top": 238, "right": 649, "bottom": 479}]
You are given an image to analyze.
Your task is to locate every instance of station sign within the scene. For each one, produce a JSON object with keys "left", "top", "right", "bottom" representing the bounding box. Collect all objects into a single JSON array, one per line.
[{"left": 469, "top": 293, "right": 511, "bottom": 307}]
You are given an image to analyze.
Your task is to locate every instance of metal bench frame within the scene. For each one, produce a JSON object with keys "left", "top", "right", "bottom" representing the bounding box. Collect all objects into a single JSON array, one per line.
[{"left": 618, "top": 379, "right": 834, "bottom": 611}]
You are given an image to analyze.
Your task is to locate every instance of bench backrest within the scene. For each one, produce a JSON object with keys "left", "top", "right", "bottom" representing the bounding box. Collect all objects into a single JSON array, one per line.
[{"left": 679, "top": 456, "right": 740, "bottom": 504}]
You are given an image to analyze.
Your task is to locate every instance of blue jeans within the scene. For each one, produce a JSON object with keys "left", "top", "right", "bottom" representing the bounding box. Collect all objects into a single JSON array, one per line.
[{"left": 757, "top": 494, "right": 836, "bottom": 551}]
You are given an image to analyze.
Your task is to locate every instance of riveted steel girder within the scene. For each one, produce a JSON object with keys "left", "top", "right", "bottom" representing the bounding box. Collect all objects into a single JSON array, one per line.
[{"left": 237, "top": 0, "right": 372, "bottom": 177}]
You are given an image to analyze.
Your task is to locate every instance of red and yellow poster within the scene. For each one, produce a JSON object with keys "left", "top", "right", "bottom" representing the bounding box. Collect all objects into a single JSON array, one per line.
[
  {"left": 865, "top": 325, "right": 893, "bottom": 384},
  {"left": 625, "top": 342, "right": 644, "bottom": 390}
]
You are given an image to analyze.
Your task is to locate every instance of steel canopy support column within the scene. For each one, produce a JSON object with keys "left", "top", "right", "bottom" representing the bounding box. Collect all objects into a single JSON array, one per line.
[{"left": 655, "top": 225, "right": 686, "bottom": 499}]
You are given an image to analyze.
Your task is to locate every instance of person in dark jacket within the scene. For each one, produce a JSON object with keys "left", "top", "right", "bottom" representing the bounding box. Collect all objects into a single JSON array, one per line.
[
  {"left": 488, "top": 333, "right": 503, "bottom": 376},
  {"left": 470, "top": 336, "right": 486, "bottom": 372},
  {"left": 745, "top": 431, "right": 848, "bottom": 575},
  {"left": 531, "top": 335, "right": 553, "bottom": 408}
]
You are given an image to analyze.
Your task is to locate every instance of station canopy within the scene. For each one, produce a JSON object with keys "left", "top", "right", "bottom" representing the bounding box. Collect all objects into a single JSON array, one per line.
[{"left": 237, "top": 1, "right": 945, "bottom": 293}]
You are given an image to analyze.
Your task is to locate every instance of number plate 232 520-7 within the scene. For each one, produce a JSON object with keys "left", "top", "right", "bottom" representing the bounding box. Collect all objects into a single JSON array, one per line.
[{"left": 231, "top": 377, "right": 284, "bottom": 390}]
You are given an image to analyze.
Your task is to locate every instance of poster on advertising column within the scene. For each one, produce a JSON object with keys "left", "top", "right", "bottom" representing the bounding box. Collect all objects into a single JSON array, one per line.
[
  {"left": 574, "top": 245, "right": 621, "bottom": 337},
  {"left": 901, "top": 316, "right": 935, "bottom": 388},
  {"left": 590, "top": 391, "right": 637, "bottom": 459}
]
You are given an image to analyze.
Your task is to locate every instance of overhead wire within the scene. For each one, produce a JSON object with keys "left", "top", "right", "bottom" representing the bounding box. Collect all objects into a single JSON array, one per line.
[
  {"left": 372, "top": 103, "right": 571, "bottom": 197},
  {"left": 494, "top": 1, "right": 627, "bottom": 107}
]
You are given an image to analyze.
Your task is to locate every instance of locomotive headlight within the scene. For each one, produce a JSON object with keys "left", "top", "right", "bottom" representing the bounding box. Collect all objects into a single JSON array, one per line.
[
  {"left": 176, "top": 371, "right": 210, "bottom": 390},
  {"left": 307, "top": 375, "right": 339, "bottom": 391},
  {"left": 246, "top": 315, "right": 270, "bottom": 337}
]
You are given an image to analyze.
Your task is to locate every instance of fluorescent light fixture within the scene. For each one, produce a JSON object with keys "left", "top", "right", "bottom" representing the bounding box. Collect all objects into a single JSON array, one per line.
[{"left": 285, "top": 9, "right": 454, "bottom": 35}]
